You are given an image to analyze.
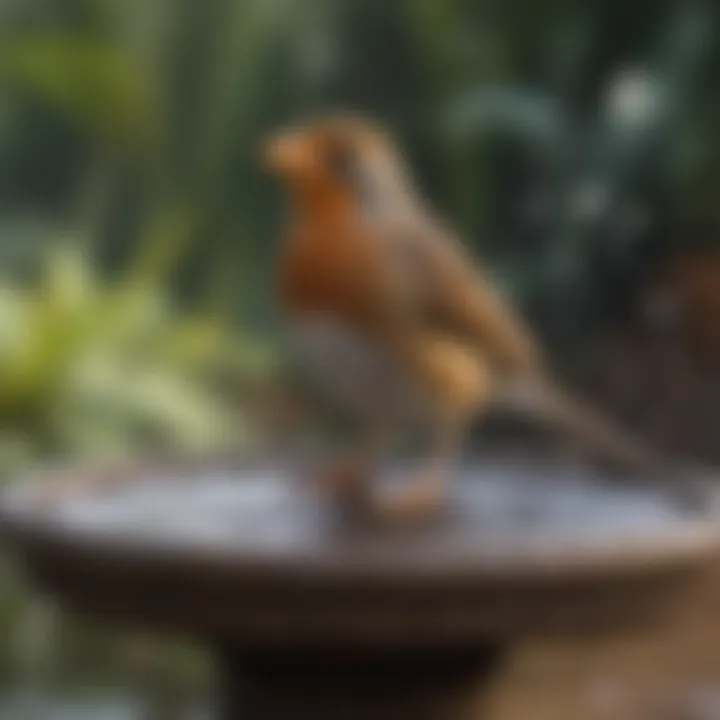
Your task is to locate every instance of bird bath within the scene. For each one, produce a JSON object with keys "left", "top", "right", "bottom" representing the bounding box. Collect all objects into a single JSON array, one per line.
[{"left": 2, "top": 456, "right": 720, "bottom": 719}]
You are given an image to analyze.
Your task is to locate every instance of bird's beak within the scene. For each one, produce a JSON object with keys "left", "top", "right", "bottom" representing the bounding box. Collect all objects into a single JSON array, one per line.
[{"left": 262, "top": 130, "right": 309, "bottom": 176}]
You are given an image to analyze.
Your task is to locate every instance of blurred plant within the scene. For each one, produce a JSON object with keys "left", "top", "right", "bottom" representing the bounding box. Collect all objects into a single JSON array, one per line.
[
  {"left": 0, "top": 0, "right": 308, "bottom": 323},
  {"left": 0, "top": 241, "right": 275, "bottom": 476},
  {"left": 0, "top": 0, "right": 292, "bottom": 474},
  {"left": 445, "top": 2, "right": 714, "bottom": 358}
]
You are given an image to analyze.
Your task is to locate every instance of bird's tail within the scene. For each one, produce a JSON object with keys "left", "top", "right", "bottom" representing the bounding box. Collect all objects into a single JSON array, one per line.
[{"left": 494, "top": 377, "right": 664, "bottom": 477}]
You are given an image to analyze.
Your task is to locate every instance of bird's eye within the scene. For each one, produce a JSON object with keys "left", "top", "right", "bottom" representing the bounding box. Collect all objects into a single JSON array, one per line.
[
  {"left": 323, "top": 137, "right": 384, "bottom": 215},
  {"left": 324, "top": 140, "right": 357, "bottom": 183}
]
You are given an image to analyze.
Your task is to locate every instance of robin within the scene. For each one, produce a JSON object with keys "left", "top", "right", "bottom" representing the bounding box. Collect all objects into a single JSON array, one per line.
[{"left": 263, "top": 113, "right": 663, "bottom": 522}]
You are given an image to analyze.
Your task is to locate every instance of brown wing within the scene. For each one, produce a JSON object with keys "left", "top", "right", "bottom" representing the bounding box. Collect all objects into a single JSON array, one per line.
[{"left": 381, "top": 212, "right": 544, "bottom": 376}]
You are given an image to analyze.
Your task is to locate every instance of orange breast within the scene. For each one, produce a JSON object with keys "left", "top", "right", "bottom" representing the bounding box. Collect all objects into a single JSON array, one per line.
[{"left": 278, "top": 222, "right": 388, "bottom": 331}]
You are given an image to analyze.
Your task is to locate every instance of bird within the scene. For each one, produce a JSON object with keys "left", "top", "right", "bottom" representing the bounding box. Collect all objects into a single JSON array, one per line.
[{"left": 262, "top": 112, "right": 672, "bottom": 523}]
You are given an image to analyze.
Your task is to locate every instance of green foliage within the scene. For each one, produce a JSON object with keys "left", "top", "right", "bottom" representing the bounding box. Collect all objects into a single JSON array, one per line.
[
  {"left": 445, "top": 2, "right": 715, "bottom": 350},
  {"left": 0, "top": 0, "right": 308, "bottom": 323},
  {"left": 0, "top": 242, "right": 275, "bottom": 475},
  {"left": 0, "top": 0, "right": 289, "bottom": 475},
  {"left": 0, "top": 35, "right": 158, "bottom": 155}
]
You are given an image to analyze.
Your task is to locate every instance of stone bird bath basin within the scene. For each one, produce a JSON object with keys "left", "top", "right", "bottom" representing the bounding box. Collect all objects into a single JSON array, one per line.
[{"left": 2, "top": 456, "right": 720, "bottom": 719}]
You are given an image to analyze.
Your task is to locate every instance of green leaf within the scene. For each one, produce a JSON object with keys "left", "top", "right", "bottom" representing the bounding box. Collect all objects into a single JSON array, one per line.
[
  {"left": 447, "top": 87, "right": 564, "bottom": 147},
  {"left": 0, "top": 35, "right": 158, "bottom": 154}
]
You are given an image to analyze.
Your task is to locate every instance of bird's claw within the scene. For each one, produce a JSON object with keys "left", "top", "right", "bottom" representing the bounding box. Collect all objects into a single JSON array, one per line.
[{"left": 313, "top": 457, "right": 373, "bottom": 504}]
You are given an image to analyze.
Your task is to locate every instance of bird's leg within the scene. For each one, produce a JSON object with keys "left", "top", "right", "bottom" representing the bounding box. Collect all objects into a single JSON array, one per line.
[
  {"left": 315, "top": 421, "right": 400, "bottom": 509},
  {"left": 375, "top": 407, "right": 467, "bottom": 523}
]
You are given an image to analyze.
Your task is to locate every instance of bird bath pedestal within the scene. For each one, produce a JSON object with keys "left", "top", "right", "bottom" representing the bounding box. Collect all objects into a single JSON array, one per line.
[{"left": 2, "top": 457, "right": 719, "bottom": 719}]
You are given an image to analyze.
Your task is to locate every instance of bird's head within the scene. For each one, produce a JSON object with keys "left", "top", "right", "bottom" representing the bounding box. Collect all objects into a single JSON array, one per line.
[{"left": 262, "top": 113, "right": 412, "bottom": 211}]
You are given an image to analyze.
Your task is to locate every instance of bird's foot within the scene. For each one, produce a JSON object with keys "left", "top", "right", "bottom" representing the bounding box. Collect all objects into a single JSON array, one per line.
[
  {"left": 374, "top": 474, "right": 448, "bottom": 526},
  {"left": 314, "top": 456, "right": 373, "bottom": 506}
]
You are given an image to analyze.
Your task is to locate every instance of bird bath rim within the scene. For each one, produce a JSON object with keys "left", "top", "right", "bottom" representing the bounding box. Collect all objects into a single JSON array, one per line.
[{"left": 2, "top": 454, "right": 720, "bottom": 584}]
